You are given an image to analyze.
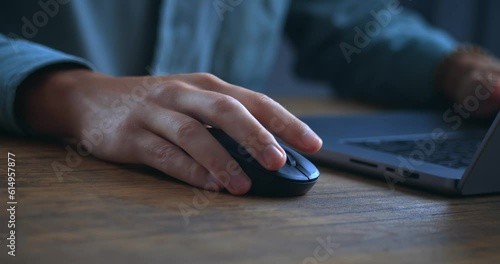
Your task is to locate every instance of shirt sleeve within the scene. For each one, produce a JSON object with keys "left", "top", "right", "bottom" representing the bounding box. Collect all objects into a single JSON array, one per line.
[
  {"left": 0, "top": 34, "right": 94, "bottom": 135},
  {"left": 285, "top": 0, "right": 458, "bottom": 108}
]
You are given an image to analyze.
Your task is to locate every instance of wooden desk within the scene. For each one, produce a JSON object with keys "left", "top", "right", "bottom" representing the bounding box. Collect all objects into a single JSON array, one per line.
[{"left": 1, "top": 98, "right": 500, "bottom": 264}]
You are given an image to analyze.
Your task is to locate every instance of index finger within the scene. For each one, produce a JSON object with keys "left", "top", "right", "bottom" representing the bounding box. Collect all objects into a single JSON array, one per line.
[{"left": 180, "top": 73, "right": 323, "bottom": 153}]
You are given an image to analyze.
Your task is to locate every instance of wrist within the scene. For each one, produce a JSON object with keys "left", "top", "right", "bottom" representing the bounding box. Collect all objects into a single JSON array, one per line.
[{"left": 15, "top": 65, "right": 97, "bottom": 139}]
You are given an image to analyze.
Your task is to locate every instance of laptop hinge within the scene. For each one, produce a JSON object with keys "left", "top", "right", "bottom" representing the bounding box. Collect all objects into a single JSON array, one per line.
[{"left": 458, "top": 113, "right": 500, "bottom": 195}]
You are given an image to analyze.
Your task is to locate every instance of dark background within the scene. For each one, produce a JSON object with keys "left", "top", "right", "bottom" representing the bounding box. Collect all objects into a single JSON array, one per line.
[{"left": 266, "top": 0, "right": 500, "bottom": 97}]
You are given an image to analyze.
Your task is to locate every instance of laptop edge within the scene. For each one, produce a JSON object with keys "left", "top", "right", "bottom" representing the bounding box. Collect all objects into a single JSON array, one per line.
[{"left": 300, "top": 111, "right": 500, "bottom": 195}]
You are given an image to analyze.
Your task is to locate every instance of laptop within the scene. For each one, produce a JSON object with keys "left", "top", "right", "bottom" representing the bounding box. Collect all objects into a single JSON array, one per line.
[{"left": 300, "top": 111, "right": 500, "bottom": 195}]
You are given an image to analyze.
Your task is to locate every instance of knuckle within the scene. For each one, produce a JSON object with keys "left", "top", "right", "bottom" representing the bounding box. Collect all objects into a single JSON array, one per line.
[
  {"left": 196, "top": 72, "right": 222, "bottom": 86},
  {"left": 186, "top": 163, "right": 225, "bottom": 192},
  {"left": 253, "top": 93, "right": 276, "bottom": 110},
  {"left": 246, "top": 129, "right": 270, "bottom": 150},
  {"left": 166, "top": 79, "right": 188, "bottom": 88},
  {"left": 175, "top": 119, "right": 201, "bottom": 143},
  {"left": 206, "top": 156, "right": 222, "bottom": 171},
  {"left": 202, "top": 177, "right": 225, "bottom": 192},
  {"left": 211, "top": 95, "right": 241, "bottom": 113},
  {"left": 204, "top": 178, "right": 225, "bottom": 191},
  {"left": 149, "top": 143, "right": 179, "bottom": 163},
  {"left": 151, "top": 80, "right": 186, "bottom": 99}
]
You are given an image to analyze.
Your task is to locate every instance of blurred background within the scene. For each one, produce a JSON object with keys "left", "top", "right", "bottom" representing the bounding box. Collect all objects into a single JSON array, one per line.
[{"left": 266, "top": 0, "right": 500, "bottom": 97}]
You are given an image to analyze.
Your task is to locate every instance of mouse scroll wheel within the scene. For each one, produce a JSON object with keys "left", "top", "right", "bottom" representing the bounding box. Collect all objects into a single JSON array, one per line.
[{"left": 286, "top": 153, "right": 297, "bottom": 167}]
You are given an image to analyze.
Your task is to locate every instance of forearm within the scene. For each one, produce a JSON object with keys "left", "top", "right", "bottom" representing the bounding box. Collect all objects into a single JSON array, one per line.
[{"left": 286, "top": 0, "right": 457, "bottom": 108}]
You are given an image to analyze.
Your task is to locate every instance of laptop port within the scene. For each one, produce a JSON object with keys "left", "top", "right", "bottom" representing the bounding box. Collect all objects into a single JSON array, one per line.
[
  {"left": 386, "top": 167, "right": 396, "bottom": 173},
  {"left": 349, "top": 159, "right": 378, "bottom": 168}
]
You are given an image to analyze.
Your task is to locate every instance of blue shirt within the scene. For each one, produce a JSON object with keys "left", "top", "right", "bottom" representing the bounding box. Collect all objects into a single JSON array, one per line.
[{"left": 0, "top": 0, "right": 457, "bottom": 135}]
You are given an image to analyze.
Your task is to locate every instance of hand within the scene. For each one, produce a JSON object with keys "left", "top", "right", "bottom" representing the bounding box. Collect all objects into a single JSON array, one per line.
[
  {"left": 16, "top": 68, "right": 323, "bottom": 195},
  {"left": 439, "top": 51, "right": 500, "bottom": 117}
]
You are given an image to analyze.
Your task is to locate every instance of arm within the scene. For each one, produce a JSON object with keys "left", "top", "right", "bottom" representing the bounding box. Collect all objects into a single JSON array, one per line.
[{"left": 285, "top": 0, "right": 457, "bottom": 108}]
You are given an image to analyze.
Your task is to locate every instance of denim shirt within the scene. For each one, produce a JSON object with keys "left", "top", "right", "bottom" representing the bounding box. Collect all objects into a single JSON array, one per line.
[{"left": 0, "top": 0, "right": 457, "bottom": 134}]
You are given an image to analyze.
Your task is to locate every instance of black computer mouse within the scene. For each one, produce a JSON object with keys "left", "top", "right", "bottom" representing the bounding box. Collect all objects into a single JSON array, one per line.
[{"left": 207, "top": 128, "right": 320, "bottom": 197}]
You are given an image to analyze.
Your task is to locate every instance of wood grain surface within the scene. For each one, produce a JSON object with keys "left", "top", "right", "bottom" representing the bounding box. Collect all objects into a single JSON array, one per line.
[{"left": 0, "top": 98, "right": 499, "bottom": 264}]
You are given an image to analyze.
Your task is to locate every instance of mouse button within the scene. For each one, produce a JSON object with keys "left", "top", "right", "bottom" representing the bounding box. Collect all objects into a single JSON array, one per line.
[
  {"left": 287, "top": 150, "right": 315, "bottom": 173},
  {"left": 298, "top": 164, "right": 320, "bottom": 180},
  {"left": 276, "top": 165, "right": 310, "bottom": 181},
  {"left": 285, "top": 152, "right": 297, "bottom": 167},
  {"left": 281, "top": 146, "right": 320, "bottom": 180}
]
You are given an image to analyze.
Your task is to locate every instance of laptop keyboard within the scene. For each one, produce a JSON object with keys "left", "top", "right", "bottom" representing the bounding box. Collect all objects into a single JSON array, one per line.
[{"left": 350, "top": 137, "right": 482, "bottom": 169}]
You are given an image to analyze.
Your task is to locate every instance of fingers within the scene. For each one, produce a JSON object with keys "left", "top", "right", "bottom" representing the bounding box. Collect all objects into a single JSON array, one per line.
[
  {"left": 128, "top": 72, "right": 321, "bottom": 195},
  {"left": 477, "top": 83, "right": 500, "bottom": 117},
  {"left": 477, "top": 75, "right": 500, "bottom": 116},
  {"left": 140, "top": 109, "right": 251, "bottom": 195},
  {"left": 456, "top": 70, "right": 500, "bottom": 117},
  {"left": 165, "top": 88, "right": 287, "bottom": 170},
  {"left": 443, "top": 53, "right": 500, "bottom": 118},
  {"left": 176, "top": 73, "right": 323, "bottom": 153},
  {"left": 233, "top": 90, "right": 323, "bottom": 153},
  {"left": 135, "top": 132, "right": 223, "bottom": 191},
  {"left": 475, "top": 74, "right": 500, "bottom": 117}
]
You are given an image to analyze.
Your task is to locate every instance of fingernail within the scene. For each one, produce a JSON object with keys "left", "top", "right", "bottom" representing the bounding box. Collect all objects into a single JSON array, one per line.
[
  {"left": 263, "top": 144, "right": 284, "bottom": 169},
  {"left": 302, "top": 130, "right": 322, "bottom": 150},
  {"left": 229, "top": 173, "right": 251, "bottom": 194}
]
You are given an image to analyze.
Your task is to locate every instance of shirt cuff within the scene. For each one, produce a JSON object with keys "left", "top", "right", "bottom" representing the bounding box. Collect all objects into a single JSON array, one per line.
[{"left": 0, "top": 38, "right": 94, "bottom": 135}]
